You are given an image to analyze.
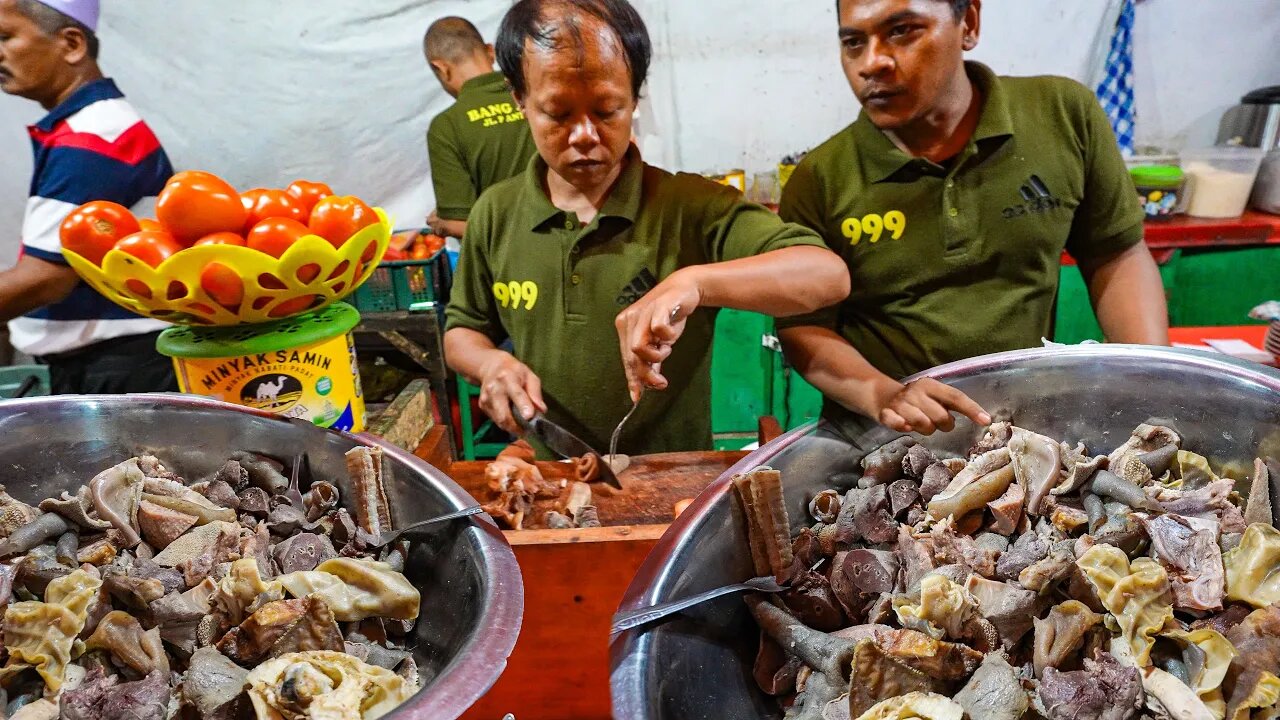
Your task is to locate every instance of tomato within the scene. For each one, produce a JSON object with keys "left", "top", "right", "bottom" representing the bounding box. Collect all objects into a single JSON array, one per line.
[
  {"left": 194, "top": 231, "right": 246, "bottom": 247},
  {"left": 242, "top": 188, "right": 308, "bottom": 229},
  {"left": 155, "top": 171, "right": 246, "bottom": 246},
  {"left": 200, "top": 262, "right": 244, "bottom": 307},
  {"left": 139, "top": 218, "right": 166, "bottom": 233},
  {"left": 59, "top": 201, "right": 141, "bottom": 265},
  {"left": 285, "top": 180, "right": 334, "bottom": 216},
  {"left": 308, "top": 196, "right": 378, "bottom": 249},
  {"left": 383, "top": 246, "right": 408, "bottom": 262},
  {"left": 270, "top": 295, "right": 317, "bottom": 317},
  {"left": 410, "top": 242, "right": 428, "bottom": 260},
  {"left": 246, "top": 217, "right": 310, "bottom": 258},
  {"left": 114, "top": 230, "right": 183, "bottom": 268}
]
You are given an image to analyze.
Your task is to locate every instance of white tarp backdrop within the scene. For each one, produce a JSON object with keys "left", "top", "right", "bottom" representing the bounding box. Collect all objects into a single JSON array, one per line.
[{"left": 2, "top": 0, "right": 1279, "bottom": 265}]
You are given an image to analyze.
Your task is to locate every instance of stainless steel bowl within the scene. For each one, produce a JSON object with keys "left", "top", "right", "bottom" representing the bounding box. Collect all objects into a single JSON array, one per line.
[
  {"left": 0, "top": 394, "right": 522, "bottom": 720},
  {"left": 610, "top": 345, "right": 1280, "bottom": 720}
]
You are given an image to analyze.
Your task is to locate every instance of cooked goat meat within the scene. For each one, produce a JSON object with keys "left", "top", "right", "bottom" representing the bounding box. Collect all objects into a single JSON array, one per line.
[
  {"left": 60, "top": 668, "right": 169, "bottom": 720},
  {"left": 919, "top": 462, "right": 957, "bottom": 504},
  {"left": 902, "top": 444, "right": 937, "bottom": 480},
  {"left": 898, "top": 526, "right": 936, "bottom": 593},
  {"left": 1140, "top": 513, "right": 1224, "bottom": 612},
  {"left": 1009, "top": 427, "right": 1063, "bottom": 516},
  {"left": 970, "top": 422, "right": 1013, "bottom": 455},
  {"left": 1038, "top": 652, "right": 1143, "bottom": 720},
  {"left": 860, "top": 437, "right": 915, "bottom": 487},
  {"left": 995, "top": 529, "right": 1050, "bottom": 580},
  {"left": 965, "top": 576, "right": 1039, "bottom": 649},
  {"left": 843, "top": 484, "right": 899, "bottom": 545},
  {"left": 930, "top": 517, "right": 999, "bottom": 578},
  {"left": 954, "top": 652, "right": 1028, "bottom": 720}
]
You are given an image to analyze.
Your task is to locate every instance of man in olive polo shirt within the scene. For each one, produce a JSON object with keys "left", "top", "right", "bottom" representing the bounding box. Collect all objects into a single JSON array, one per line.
[
  {"left": 424, "top": 16, "right": 537, "bottom": 239},
  {"left": 444, "top": 0, "right": 849, "bottom": 456},
  {"left": 779, "top": 0, "right": 1169, "bottom": 437}
]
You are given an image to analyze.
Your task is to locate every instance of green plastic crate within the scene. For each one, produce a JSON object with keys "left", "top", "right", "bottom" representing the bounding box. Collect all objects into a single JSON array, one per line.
[{"left": 350, "top": 251, "right": 452, "bottom": 314}]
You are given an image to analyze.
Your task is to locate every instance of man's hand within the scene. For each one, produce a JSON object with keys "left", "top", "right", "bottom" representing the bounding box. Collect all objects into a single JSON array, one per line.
[
  {"left": 866, "top": 376, "right": 991, "bottom": 435},
  {"left": 614, "top": 267, "right": 702, "bottom": 402},
  {"left": 0, "top": 255, "right": 80, "bottom": 323},
  {"left": 426, "top": 210, "right": 467, "bottom": 239},
  {"left": 476, "top": 351, "right": 548, "bottom": 435}
]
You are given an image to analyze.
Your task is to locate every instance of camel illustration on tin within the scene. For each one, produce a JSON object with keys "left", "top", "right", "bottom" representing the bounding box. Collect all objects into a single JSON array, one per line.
[{"left": 255, "top": 376, "right": 290, "bottom": 403}]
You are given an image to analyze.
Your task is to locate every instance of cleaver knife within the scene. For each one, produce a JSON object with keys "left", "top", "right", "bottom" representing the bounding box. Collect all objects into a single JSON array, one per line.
[{"left": 516, "top": 411, "right": 623, "bottom": 490}]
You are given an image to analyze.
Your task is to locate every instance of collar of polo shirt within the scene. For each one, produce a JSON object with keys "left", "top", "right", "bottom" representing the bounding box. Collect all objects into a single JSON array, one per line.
[
  {"left": 519, "top": 144, "right": 645, "bottom": 233},
  {"left": 853, "top": 62, "right": 1016, "bottom": 184}
]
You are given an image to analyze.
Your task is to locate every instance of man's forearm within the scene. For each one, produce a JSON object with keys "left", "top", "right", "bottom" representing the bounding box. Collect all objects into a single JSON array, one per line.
[
  {"left": 693, "top": 246, "right": 850, "bottom": 317},
  {"left": 0, "top": 258, "right": 80, "bottom": 323},
  {"left": 778, "top": 325, "right": 896, "bottom": 419},
  {"left": 443, "top": 327, "right": 504, "bottom": 385},
  {"left": 1079, "top": 243, "right": 1170, "bottom": 345}
]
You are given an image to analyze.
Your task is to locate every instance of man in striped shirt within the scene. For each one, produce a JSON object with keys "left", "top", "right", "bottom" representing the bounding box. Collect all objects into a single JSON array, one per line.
[{"left": 0, "top": 0, "right": 178, "bottom": 393}]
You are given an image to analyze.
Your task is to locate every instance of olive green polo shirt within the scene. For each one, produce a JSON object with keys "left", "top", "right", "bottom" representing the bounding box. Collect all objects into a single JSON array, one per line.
[
  {"left": 779, "top": 62, "right": 1144, "bottom": 431},
  {"left": 428, "top": 71, "right": 538, "bottom": 221},
  {"left": 446, "top": 146, "right": 827, "bottom": 455}
]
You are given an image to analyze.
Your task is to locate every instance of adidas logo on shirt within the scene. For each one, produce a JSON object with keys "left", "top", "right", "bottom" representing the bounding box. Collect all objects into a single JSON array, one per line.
[
  {"left": 615, "top": 268, "right": 658, "bottom": 306},
  {"left": 1002, "top": 174, "right": 1063, "bottom": 219}
]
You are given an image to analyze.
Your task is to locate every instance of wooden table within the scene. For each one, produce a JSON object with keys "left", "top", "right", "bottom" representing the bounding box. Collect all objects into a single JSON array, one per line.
[{"left": 441, "top": 451, "right": 747, "bottom": 720}]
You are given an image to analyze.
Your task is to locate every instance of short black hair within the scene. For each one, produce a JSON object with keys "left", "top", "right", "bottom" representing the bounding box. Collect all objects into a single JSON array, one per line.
[
  {"left": 496, "top": 0, "right": 651, "bottom": 99},
  {"left": 424, "top": 16, "right": 487, "bottom": 64},
  {"left": 15, "top": 0, "right": 99, "bottom": 60},
  {"left": 835, "top": 0, "right": 972, "bottom": 21}
]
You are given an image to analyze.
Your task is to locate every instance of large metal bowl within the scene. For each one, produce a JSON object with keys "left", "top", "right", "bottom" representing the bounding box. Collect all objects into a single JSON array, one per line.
[
  {"left": 610, "top": 345, "right": 1280, "bottom": 720},
  {"left": 0, "top": 394, "right": 522, "bottom": 720}
]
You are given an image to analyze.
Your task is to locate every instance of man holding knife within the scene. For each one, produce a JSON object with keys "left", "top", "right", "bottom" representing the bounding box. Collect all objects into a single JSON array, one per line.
[{"left": 444, "top": 0, "right": 849, "bottom": 456}]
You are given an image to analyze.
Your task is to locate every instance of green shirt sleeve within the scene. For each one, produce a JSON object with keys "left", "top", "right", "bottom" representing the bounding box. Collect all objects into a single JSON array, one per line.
[
  {"left": 693, "top": 176, "right": 826, "bottom": 264},
  {"left": 1064, "top": 83, "right": 1145, "bottom": 261},
  {"left": 428, "top": 113, "right": 477, "bottom": 222},
  {"left": 443, "top": 201, "right": 504, "bottom": 343},
  {"left": 773, "top": 159, "right": 842, "bottom": 331}
]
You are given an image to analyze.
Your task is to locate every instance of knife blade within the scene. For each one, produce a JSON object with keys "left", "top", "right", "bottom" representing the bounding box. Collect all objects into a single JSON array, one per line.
[{"left": 517, "top": 412, "right": 623, "bottom": 490}]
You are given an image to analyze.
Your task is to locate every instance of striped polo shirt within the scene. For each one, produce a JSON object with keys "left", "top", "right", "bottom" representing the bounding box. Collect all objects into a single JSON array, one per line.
[{"left": 10, "top": 78, "right": 173, "bottom": 356}]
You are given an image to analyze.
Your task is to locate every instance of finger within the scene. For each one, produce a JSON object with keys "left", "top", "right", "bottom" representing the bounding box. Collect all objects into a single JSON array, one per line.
[
  {"left": 502, "top": 375, "right": 535, "bottom": 422},
  {"left": 616, "top": 313, "right": 644, "bottom": 403},
  {"left": 895, "top": 403, "right": 935, "bottom": 435},
  {"left": 645, "top": 365, "right": 670, "bottom": 391},
  {"left": 916, "top": 396, "right": 956, "bottom": 433},
  {"left": 927, "top": 382, "right": 993, "bottom": 426},
  {"left": 524, "top": 371, "right": 547, "bottom": 413},
  {"left": 480, "top": 385, "right": 518, "bottom": 435},
  {"left": 879, "top": 409, "right": 911, "bottom": 433},
  {"left": 632, "top": 341, "right": 673, "bottom": 365}
]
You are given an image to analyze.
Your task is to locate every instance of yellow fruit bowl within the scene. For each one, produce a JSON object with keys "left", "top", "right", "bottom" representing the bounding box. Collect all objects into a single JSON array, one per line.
[{"left": 64, "top": 209, "right": 392, "bottom": 326}]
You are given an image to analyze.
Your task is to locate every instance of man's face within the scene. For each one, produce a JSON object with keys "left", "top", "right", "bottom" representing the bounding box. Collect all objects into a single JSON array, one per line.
[
  {"left": 515, "top": 19, "right": 636, "bottom": 192},
  {"left": 0, "top": 0, "right": 66, "bottom": 101},
  {"left": 836, "top": 0, "right": 975, "bottom": 130}
]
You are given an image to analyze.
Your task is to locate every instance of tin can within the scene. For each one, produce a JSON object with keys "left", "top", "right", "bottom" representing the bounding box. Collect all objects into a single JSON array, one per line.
[{"left": 156, "top": 302, "right": 366, "bottom": 431}]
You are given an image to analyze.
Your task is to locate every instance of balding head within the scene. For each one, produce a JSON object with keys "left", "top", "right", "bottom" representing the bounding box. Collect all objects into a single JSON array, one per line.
[
  {"left": 423, "top": 16, "right": 496, "bottom": 98},
  {"left": 424, "top": 17, "right": 487, "bottom": 64}
]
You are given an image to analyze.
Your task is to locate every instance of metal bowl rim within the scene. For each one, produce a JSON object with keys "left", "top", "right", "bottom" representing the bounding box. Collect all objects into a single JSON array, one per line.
[
  {"left": 609, "top": 344, "right": 1280, "bottom": 711},
  {"left": 0, "top": 393, "right": 524, "bottom": 720}
]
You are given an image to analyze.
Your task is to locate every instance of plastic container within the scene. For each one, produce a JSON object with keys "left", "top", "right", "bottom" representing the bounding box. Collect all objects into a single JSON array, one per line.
[
  {"left": 1181, "top": 146, "right": 1266, "bottom": 218},
  {"left": 156, "top": 302, "right": 366, "bottom": 431},
  {"left": 1129, "top": 164, "right": 1185, "bottom": 220},
  {"left": 64, "top": 210, "right": 392, "bottom": 326}
]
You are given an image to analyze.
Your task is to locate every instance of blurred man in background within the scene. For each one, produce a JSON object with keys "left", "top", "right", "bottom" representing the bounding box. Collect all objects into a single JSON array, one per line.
[
  {"left": 424, "top": 16, "right": 538, "bottom": 240},
  {"left": 0, "top": 0, "right": 177, "bottom": 393}
]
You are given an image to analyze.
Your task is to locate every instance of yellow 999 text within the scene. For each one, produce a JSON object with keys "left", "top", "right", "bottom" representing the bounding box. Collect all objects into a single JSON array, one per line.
[
  {"left": 493, "top": 281, "right": 539, "bottom": 310},
  {"left": 841, "top": 210, "right": 906, "bottom": 246}
]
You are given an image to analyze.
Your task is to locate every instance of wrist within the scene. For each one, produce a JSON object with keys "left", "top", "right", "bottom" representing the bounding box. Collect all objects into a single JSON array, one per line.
[{"left": 856, "top": 374, "right": 904, "bottom": 418}]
